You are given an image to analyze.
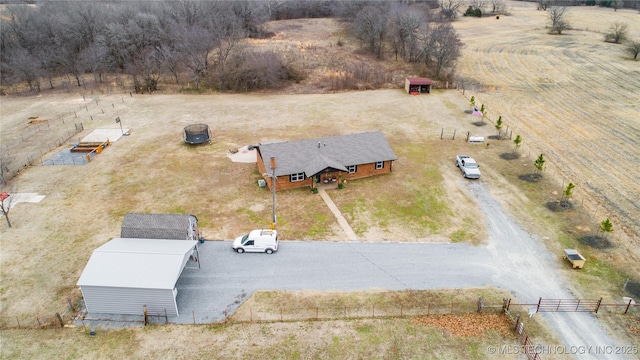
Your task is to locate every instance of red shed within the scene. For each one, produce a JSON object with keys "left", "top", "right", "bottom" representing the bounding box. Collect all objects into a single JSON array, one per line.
[{"left": 405, "top": 77, "right": 432, "bottom": 94}]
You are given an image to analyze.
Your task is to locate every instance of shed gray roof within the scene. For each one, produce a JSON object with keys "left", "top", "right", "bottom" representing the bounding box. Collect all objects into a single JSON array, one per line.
[
  {"left": 121, "top": 213, "right": 193, "bottom": 239},
  {"left": 257, "top": 131, "right": 397, "bottom": 177},
  {"left": 77, "top": 238, "right": 197, "bottom": 289}
]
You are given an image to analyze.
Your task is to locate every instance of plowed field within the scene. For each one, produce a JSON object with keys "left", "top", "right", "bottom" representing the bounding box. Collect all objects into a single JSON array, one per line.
[{"left": 453, "top": 2, "right": 640, "bottom": 238}]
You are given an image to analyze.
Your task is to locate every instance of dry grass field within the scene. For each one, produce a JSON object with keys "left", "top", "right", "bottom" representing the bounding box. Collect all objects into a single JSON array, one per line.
[{"left": 1, "top": 2, "right": 639, "bottom": 358}]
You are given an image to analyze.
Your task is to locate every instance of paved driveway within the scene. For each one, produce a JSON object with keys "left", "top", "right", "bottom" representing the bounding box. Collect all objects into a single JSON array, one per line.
[
  {"left": 174, "top": 240, "right": 493, "bottom": 323},
  {"left": 171, "top": 182, "right": 629, "bottom": 359}
]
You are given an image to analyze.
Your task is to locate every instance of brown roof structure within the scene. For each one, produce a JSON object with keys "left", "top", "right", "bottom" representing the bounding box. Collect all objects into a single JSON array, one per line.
[{"left": 406, "top": 77, "right": 433, "bottom": 85}]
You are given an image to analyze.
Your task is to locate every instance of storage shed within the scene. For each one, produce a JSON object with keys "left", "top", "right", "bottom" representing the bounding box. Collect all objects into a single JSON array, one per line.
[
  {"left": 77, "top": 238, "right": 198, "bottom": 316},
  {"left": 405, "top": 77, "right": 432, "bottom": 94},
  {"left": 121, "top": 213, "right": 199, "bottom": 241}
]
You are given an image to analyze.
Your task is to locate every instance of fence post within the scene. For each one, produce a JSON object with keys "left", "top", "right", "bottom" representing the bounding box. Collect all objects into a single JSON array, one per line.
[
  {"left": 477, "top": 297, "right": 484, "bottom": 313},
  {"left": 56, "top": 312, "right": 64, "bottom": 328},
  {"left": 624, "top": 298, "right": 632, "bottom": 314},
  {"left": 192, "top": 310, "right": 196, "bottom": 324},
  {"left": 595, "top": 297, "right": 603, "bottom": 314},
  {"left": 143, "top": 305, "right": 148, "bottom": 326},
  {"left": 16, "top": 316, "right": 21, "bottom": 328},
  {"left": 514, "top": 314, "right": 520, "bottom": 332},
  {"left": 165, "top": 309, "right": 168, "bottom": 324},
  {"left": 452, "top": 129, "right": 456, "bottom": 140},
  {"left": 440, "top": 128, "right": 443, "bottom": 139},
  {"left": 536, "top": 297, "right": 542, "bottom": 313}
]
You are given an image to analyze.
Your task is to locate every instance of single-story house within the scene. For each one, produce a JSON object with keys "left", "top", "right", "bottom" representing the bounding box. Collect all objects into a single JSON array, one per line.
[
  {"left": 77, "top": 238, "right": 199, "bottom": 316},
  {"left": 256, "top": 131, "right": 397, "bottom": 191},
  {"left": 121, "top": 213, "right": 200, "bottom": 241},
  {"left": 405, "top": 77, "right": 432, "bottom": 94}
]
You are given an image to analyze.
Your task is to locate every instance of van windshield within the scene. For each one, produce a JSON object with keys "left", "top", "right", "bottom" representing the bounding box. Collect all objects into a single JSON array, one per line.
[{"left": 241, "top": 234, "right": 249, "bottom": 244}]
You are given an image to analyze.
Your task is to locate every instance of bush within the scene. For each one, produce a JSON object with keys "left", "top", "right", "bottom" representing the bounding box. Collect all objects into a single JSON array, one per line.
[
  {"left": 209, "top": 50, "right": 305, "bottom": 92},
  {"left": 585, "top": 0, "right": 596, "bottom": 5},
  {"left": 463, "top": 6, "right": 483, "bottom": 17}
]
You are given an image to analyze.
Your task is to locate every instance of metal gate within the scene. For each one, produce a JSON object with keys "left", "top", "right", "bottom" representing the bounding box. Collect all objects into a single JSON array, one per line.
[{"left": 505, "top": 297, "right": 603, "bottom": 313}]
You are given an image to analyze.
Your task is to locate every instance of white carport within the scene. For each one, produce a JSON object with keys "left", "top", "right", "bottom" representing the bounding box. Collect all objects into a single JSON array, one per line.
[{"left": 77, "top": 238, "right": 198, "bottom": 316}]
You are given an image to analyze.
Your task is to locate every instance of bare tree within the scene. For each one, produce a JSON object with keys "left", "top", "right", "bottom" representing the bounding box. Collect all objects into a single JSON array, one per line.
[
  {"left": 548, "top": 6, "right": 570, "bottom": 35},
  {"left": 612, "top": 0, "right": 624, "bottom": 11},
  {"left": 469, "top": 0, "right": 488, "bottom": 13},
  {"left": 388, "top": 5, "right": 426, "bottom": 62},
  {"left": 604, "top": 22, "right": 628, "bottom": 44},
  {"left": 79, "top": 40, "right": 109, "bottom": 84},
  {"left": 353, "top": 6, "right": 387, "bottom": 59},
  {"left": 0, "top": 190, "right": 14, "bottom": 228},
  {"left": 537, "top": 0, "right": 550, "bottom": 11},
  {"left": 157, "top": 44, "right": 182, "bottom": 84},
  {"left": 420, "top": 22, "right": 463, "bottom": 78},
  {"left": 2, "top": 47, "right": 42, "bottom": 92},
  {"left": 488, "top": 0, "right": 507, "bottom": 13},
  {"left": 439, "top": 0, "right": 464, "bottom": 19},
  {"left": 175, "top": 24, "right": 216, "bottom": 89},
  {"left": 625, "top": 39, "right": 640, "bottom": 60},
  {"left": 209, "top": 9, "right": 246, "bottom": 71}
]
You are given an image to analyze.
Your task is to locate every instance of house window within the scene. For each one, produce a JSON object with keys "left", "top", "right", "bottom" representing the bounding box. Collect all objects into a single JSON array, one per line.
[
  {"left": 347, "top": 165, "right": 357, "bottom": 174},
  {"left": 375, "top": 161, "right": 384, "bottom": 170},
  {"left": 290, "top": 173, "right": 305, "bottom": 182}
]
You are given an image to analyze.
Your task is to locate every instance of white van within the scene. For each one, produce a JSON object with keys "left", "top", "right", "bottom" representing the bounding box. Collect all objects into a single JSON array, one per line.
[{"left": 233, "top": 229, "right": 279, "bottom": 254}]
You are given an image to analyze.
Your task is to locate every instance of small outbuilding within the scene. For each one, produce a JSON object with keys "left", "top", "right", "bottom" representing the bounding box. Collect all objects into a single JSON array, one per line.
[
  {"left": 77, "top": 238, "right": 199, "bottom": 316},
  {"left": 405, "top": 77, "right": 432, "bottom": 94},
  {"left": 121, "top": 213, "right": 200, "bottom": 241}
]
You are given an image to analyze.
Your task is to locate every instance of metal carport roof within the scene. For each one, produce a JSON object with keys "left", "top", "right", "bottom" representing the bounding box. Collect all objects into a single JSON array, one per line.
[{"left": 77, "top": 238, "right": 197, "bottom": 290}]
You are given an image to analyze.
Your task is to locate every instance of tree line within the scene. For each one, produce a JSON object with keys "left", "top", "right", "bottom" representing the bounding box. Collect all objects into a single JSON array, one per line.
[{"left": 0, "top": 0, "right": 465, "bottom": 94}]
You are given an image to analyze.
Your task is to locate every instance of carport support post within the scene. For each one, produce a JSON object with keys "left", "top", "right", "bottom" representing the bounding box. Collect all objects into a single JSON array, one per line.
[
  {"left": 195, "top": 244, "right": 201, "bottom": 269},
  {"left": 143, "top": 305, "right": 149, "bottom": 326}
]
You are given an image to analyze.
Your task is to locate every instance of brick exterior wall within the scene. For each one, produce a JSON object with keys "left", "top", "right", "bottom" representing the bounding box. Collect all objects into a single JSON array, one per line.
[{"left": 257, "top": 151, "right": 393, "bottom": 191}]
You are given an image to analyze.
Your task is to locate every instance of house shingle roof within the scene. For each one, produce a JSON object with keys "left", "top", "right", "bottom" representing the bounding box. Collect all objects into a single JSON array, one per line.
[
  {"left": 258, "top": 131, "right": 397, "bottom": 177},
  {"left": 121, "top": 213, "right": 192, "bottom": 240}
]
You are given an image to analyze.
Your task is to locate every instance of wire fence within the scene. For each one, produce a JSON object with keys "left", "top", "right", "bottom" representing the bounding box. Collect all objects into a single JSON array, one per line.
[
  {"left": 1, "top": 92, "right": 131, "bottom": 184},
  {"left": 231, "top": 298, "right": 504, "bottom": 323}
]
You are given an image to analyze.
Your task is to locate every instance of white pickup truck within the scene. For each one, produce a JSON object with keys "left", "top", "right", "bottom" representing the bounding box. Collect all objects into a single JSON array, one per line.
[{"left": 456, "top": 155, "right": 481, "bottom": 179}]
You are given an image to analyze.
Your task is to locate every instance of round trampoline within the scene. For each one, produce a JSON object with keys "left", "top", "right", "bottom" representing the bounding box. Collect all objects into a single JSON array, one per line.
[{"left": 184, "top": 124, "right": 211, "bottom": 145}]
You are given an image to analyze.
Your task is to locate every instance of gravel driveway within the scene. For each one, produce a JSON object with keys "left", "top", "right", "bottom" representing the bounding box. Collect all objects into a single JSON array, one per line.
[{"left": 171, "top": 182, "right": 629, "bottom": 359}]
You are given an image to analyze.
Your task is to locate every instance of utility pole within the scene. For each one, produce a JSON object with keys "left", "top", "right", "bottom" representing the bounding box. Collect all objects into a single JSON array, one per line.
[{"left": 270, "top": 157, "right": 277, "bottom": 229}]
